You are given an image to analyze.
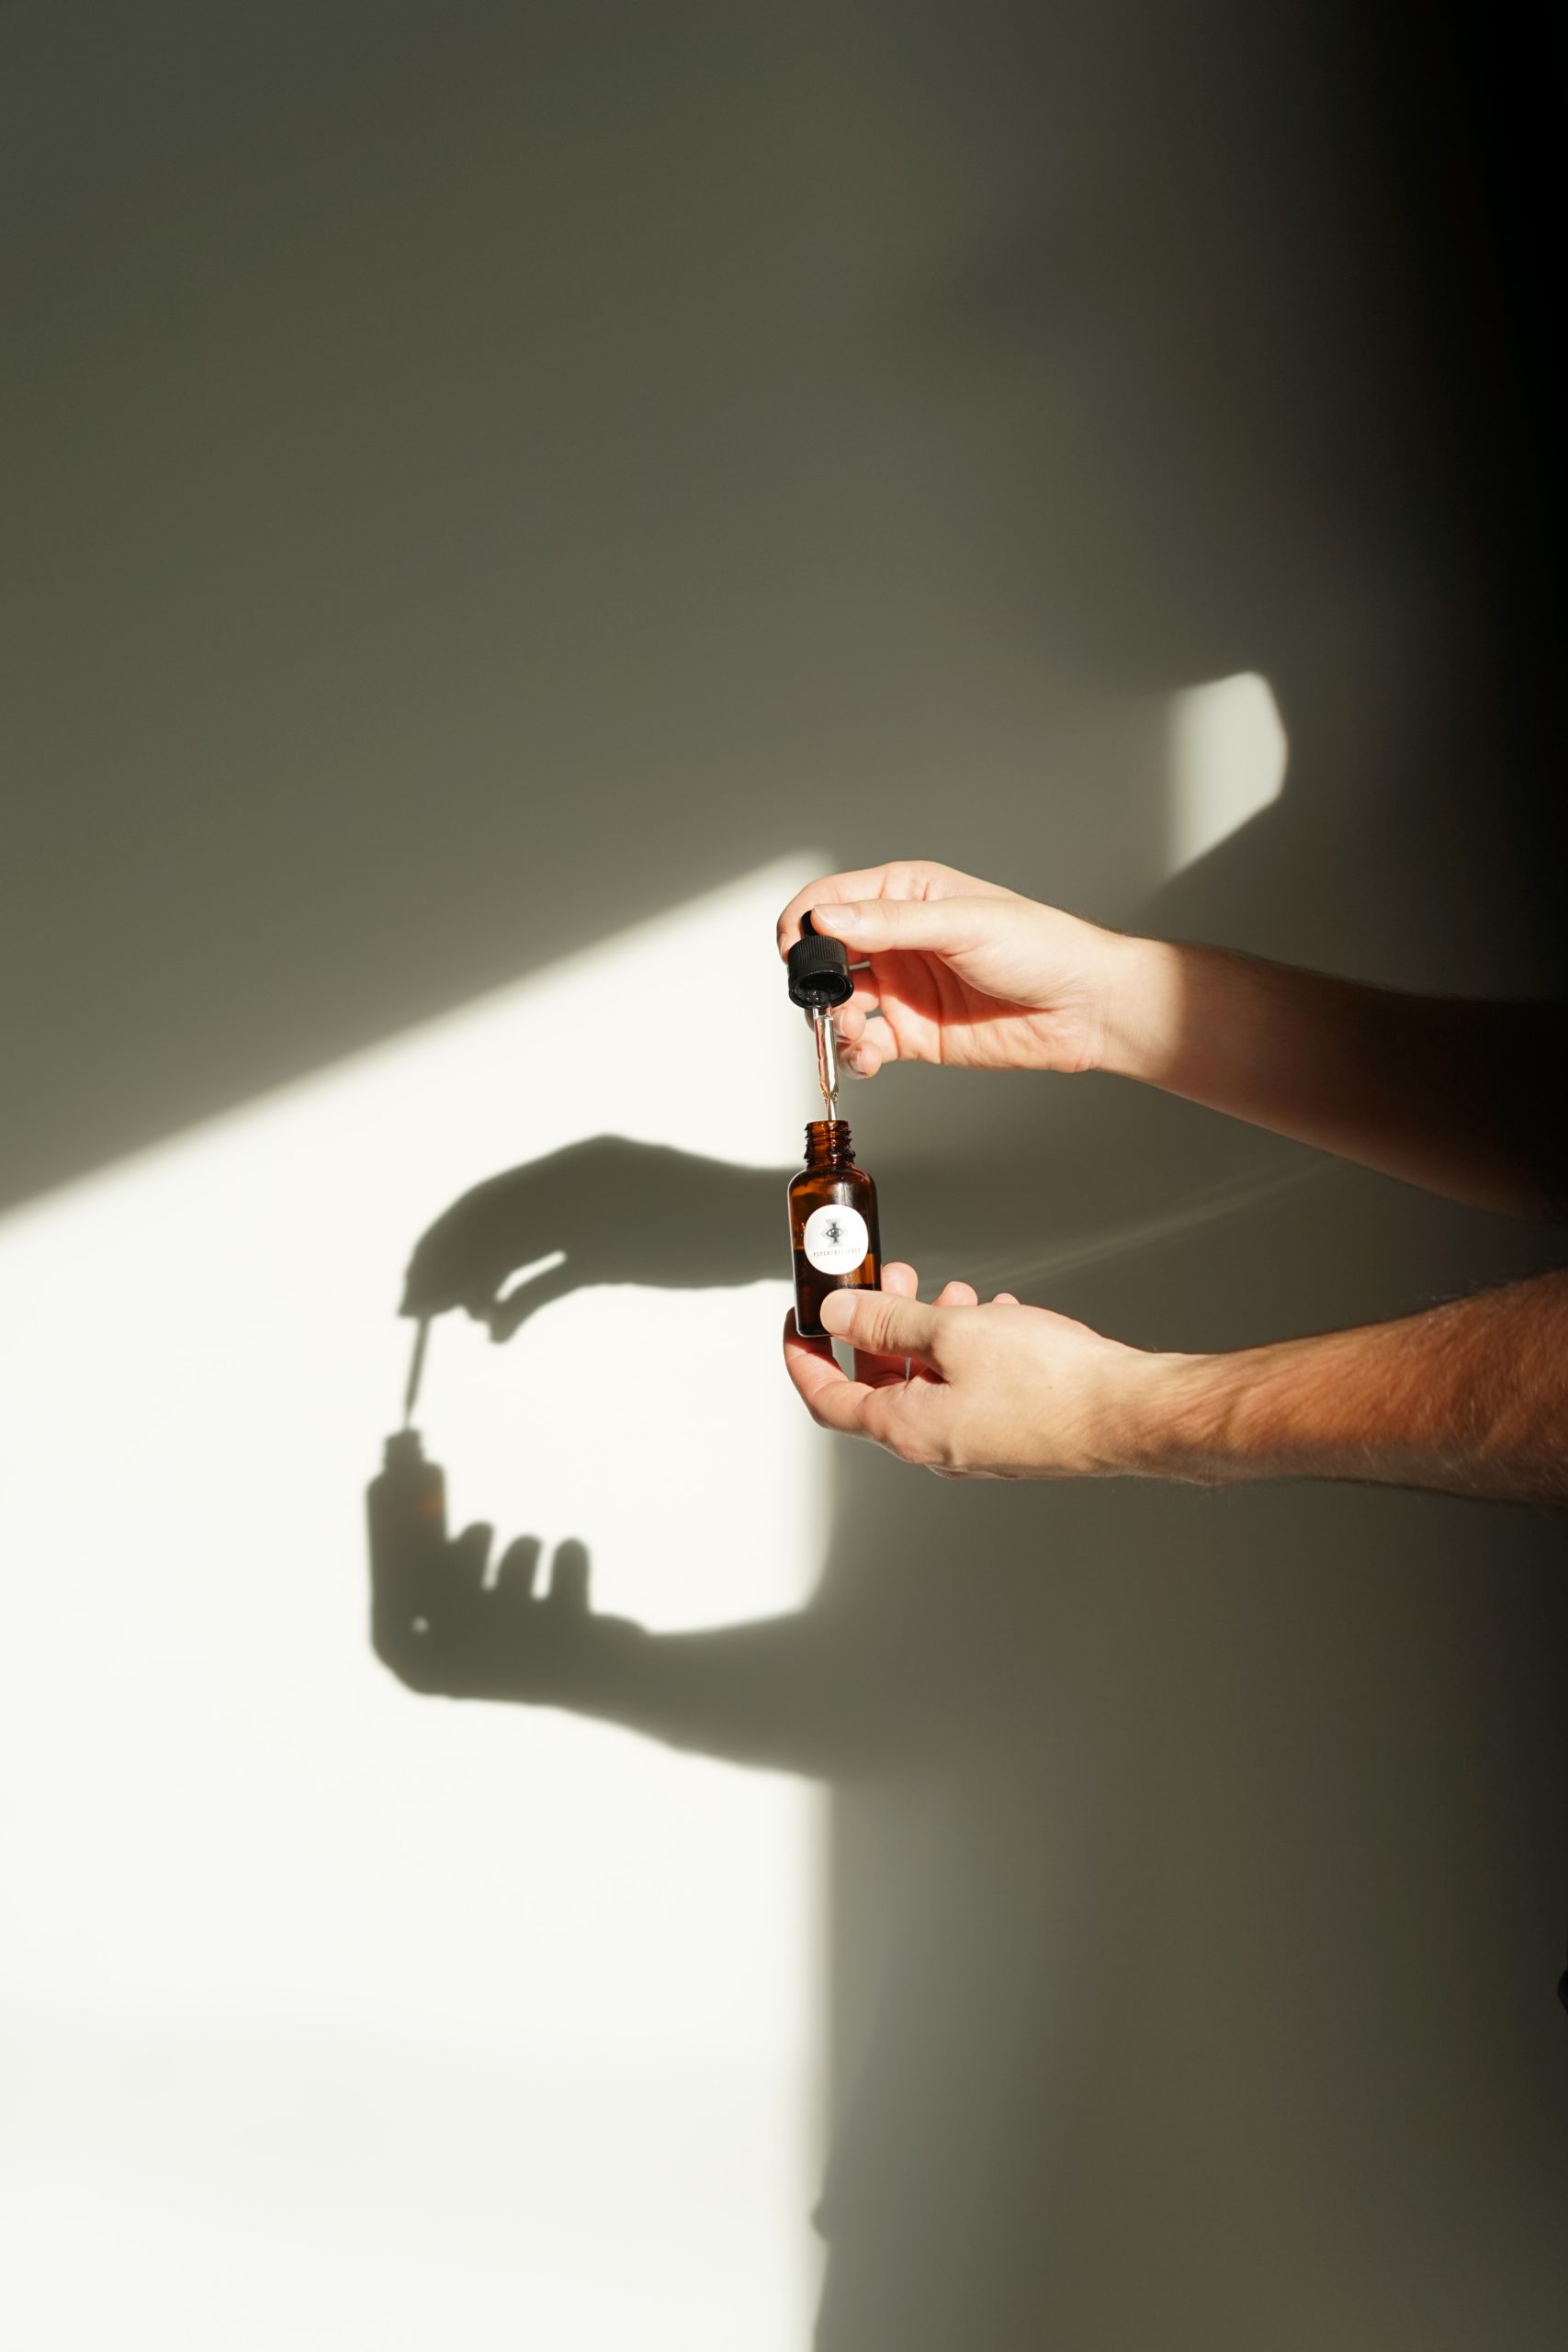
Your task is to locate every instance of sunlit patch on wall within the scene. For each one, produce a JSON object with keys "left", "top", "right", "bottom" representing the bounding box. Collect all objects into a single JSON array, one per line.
[
  {"left": 1167, "top": 671, "right": 1287, "bottom": 874},
  {"left": 0, "top": 858, "right": 829, "bottom": 2351}
]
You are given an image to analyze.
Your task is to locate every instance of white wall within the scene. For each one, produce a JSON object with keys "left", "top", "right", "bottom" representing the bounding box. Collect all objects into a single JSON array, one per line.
[{"left": 0, "top": 865, "right": 827, "bottom": 2350}]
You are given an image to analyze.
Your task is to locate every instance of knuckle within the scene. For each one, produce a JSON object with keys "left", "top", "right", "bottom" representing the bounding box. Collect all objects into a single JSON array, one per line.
[
  {"left": 867, "top": 1400, "right": 906, "bottom": 1455},
  {"left": 920, "top": 1409, "right": 962, "bottom": 1471},
  {"left": 888, "top": 1409, "right": 940, "bottom": 1469},
  {"left": 873, "top": 1310, "right": 902, "bottom": 1354},
  {"left": 853, "top": 1305, "right": 887, "bottom": 1351}
]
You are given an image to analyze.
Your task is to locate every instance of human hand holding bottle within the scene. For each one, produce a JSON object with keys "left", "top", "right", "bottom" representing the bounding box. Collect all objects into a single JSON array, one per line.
[
  {"left": 777, "top": 859, "right": 1146, "bottom": 1081},
  {"left": 781, "top": 859, "right": 1568, "bottom": 1224},
  {"left": 787, "top": 1260, "right": 1568, "bottom": 1505},
  {"left": 783, "top": 1259, "right": 1174, "bottom": 1482}
]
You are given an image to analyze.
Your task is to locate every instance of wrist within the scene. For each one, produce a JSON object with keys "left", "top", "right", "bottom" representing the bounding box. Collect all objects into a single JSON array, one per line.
[
  {"left": 1098, "top": 1345, "right": 1236, "bottom": 1482},
  {"left": 1111, "top": 1342, "right": 1341, "bottom": 1488},
  {"left": 1090, "top": 933, "right": 1182, "bottom": 1083}
]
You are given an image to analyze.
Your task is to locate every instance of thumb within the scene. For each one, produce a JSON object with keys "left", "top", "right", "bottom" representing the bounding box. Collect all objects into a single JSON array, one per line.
[
  {"left": 809, "top": 894, "right": 1002, "bottom": 959},
  {"left": 820, "top": 1286, "right": 944, "bottom": 1366}
]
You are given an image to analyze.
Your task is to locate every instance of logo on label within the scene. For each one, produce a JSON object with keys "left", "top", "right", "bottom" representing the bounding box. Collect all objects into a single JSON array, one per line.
[{"left": 803, "top": 1202, "right": 870, "bottom": 1276}]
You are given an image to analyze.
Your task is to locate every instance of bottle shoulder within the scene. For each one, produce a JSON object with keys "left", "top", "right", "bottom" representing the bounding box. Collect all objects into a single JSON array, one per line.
[{"left": 789, "top": 1160, "right": 877, "bottom": 1201}]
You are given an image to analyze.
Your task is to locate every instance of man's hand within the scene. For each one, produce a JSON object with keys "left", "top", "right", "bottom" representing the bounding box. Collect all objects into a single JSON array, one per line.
[
  {"left": 784, "top": 1266, "right": 1568, "bottom": 1505},
  {"left": 779, "top": 856, "right": 1568, "bottom": 1218},
  {"left": 784, "top": 1257, "right": 1164, "bottom": 1480},
  {"left": 776, "top": 859, "right": 1136, "bottom": 1080}
]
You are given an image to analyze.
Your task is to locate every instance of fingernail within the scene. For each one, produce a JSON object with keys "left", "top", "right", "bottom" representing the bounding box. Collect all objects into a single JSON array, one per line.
[
  {"left": 820, "top": 1292, "right": 853, "bottom": 1333},
  {"left": 812, "top": 903, "right": 859, "bottom": 933}
]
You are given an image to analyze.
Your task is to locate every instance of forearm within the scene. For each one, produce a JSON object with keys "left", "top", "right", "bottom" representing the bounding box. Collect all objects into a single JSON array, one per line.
[
  {"left": 1127, "top": 1271, "right": 1568, "bottom": 1505},
  {"left": 1099, "top": 935, "right": 1568, "bottom": 1218}
]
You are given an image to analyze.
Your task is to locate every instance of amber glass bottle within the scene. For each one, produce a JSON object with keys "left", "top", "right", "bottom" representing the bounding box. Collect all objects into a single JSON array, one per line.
[{"left": 788, "top": 1119, "right": 881, "bottom": 1338}]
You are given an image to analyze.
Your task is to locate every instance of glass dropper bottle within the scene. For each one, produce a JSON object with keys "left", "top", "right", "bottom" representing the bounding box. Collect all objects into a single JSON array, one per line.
[
  {"left": 784, "top": 913, "right": 882, "bottom": 1337},
  {"left": 788, "top": 910, "right": 853, "bottom": 1122}
]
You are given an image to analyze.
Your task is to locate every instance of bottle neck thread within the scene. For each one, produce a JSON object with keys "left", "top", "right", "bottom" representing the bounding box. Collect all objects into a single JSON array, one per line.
[{"left": 804, "top": 1118, "right": 854, "bottom": 1170}]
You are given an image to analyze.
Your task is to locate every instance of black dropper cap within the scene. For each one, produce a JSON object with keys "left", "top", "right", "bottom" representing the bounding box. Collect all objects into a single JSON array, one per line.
[{"left": 787, "top": 910, "right": 853, "bottom": 1011}]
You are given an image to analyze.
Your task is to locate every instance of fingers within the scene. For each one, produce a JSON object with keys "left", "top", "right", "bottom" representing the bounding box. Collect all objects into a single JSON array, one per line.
[
  {"left": 854, "top": 1257, "right": 918, "bottom": 1384},
  {"left": 819, "top": 1285, "right": 943, "bottom": 1366},
  {"left": 776, "top": 865, "right": 937, "bottom": 952},
  {"left": 784, "top": 1273, "right": 1024, "bottom": 1469},
  {"left": 806, "top": 894, "right": 1008, "bottom": 962},
  {"left": 832, "top": 1001, "right": 900, "bottom": 1079},
  {"left": 782, "top": 1312, "right": 881, "bottom": 1435},
  {"left": 840, "top": 1019, "right": 896, "bottom": 1079},
  {"left": 782, "top": 1317, "right": 920, "bottom": 1446},
  {"left": 812, "top": 1267, "right": 975, "bottom": 1383},
  {"left": 783, "top": 1307, "right": 949, "bottom": 1460},
  {"left": 834, "top": 989, "right": 886, "bottom": 1033},
  {"left": 871, "top": 1277, "right": 976, "bottom": 1384},
  {"left": 775, "top": 860, "right": 1010, "bottom": 953}
]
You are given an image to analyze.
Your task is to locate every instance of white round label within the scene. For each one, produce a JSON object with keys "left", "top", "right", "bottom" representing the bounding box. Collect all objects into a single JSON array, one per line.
[{"left": 803, "top": 1202, "right": 871, "bottom": 1276}]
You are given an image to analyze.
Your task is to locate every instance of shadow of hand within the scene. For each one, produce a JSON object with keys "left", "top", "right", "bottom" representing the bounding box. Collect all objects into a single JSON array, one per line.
[
  {"left": 372, "top": 1517, "right": 636, "bottom": 1704},
  {"left": 400, "top": 1136, "right": 781, "bottom": 1339}
]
